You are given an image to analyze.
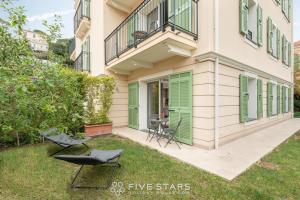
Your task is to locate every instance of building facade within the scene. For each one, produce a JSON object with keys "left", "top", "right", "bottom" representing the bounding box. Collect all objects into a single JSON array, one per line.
[
  {"left": 70, "top": 0, "right": 294, "bottom": 149},
  {"left": 24, "top": 30, "right": 49, "bottom": 52}
]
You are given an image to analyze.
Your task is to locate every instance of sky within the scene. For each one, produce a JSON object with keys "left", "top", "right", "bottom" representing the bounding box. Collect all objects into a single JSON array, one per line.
[
  {"left": 1, "top": 0, "right": 300, "bottom": 41},
  {"left": 13, "top": 0, "right": 75, "bottom": 38}
]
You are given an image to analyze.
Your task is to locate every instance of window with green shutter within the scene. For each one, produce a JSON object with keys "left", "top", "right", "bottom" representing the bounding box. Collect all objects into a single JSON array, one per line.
[
  {"left": 267, "top": 82, "right": 273, "bottom": 117},
  {"left": 257, "top": 5, "right": 263, "bottom": 46},
  {"left": 282, "top": 86, "right": 286, "bottom": 113},
  {"left": 276, "top": 29, "right": 281, "bottom": 59},
  {"left": 267, "top": 17, "right": 273, "bottom": 53},
  {"left": 240, "top": 0, "right": 262, "bottom": 46},
  {"left": 128, "top": 82, "right": 139, "bottom": 129},
  {"left": 282, "top": 0, "right": 291, "bottom": 21},
  {"left": 257, "top": 79, "right": 263, "bottom": 118},
  {"left": 240, "top": 0, "right": 248, "bottom": 35},
  {"left": 277, "top": 85, "right": 281, "bottom": 114},
  {"left": 240, "top": 74, "right": 260, "bottom": 122},
  {"left": 288, "top": 87, "right": 291, "bottom": 112},
  {"left": 240, "top": 75, "right": 249, "bottom": 123}
]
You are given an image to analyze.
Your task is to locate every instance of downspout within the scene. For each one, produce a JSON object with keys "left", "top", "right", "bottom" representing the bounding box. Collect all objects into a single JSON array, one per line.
[{"left": 214, "top": 0, "right": 220, "bottom": 149}]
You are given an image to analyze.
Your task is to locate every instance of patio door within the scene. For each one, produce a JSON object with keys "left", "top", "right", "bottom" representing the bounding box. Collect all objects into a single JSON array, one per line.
[
  {"left": 128, "top": 82, "right": 139, "bottom": 129},
  {"left": 169, "top": 72, "right": 192, "bottom": 145}
]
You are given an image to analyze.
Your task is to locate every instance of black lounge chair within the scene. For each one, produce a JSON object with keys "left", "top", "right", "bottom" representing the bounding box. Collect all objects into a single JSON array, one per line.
[
  {"left": 54, "top": 149, "right": 123, "bottom": 189},
  {"left": 41, "top": 128, "right": 91, "bottom": 156}
]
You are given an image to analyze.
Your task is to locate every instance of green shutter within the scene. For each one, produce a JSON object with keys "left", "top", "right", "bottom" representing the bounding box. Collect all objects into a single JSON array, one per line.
[
  {"left": 288, "top": 0, "right": 292, "bottom": 21},
  {"left": 288, "top": 87, "right": 291, "bottom": 112},
  {"left": 282, "top": 86, "right": 286, "bottom": 113},
  {"left": 169, "top": 72, "right": 192, "bottom": 145},
  {"left": 257, "top": 5, "right": 263, "bottom": 46},
  {"left": 277, "top": 29, "right": 281, "bottom": 59},
  {"left": 282, "top": 35, "right": 286, "bottom": 64},
  {"left": 288, "top": 42, "right": 291, "bottom": 67},
  {"left": 267, "top": 82, "right": 273, "bottom": 117},
  {"left": 257, "top": 79, "right": 263, "bottom": 119},
  {"left": 267, "top": 18, "right": 273, "bottom": 54},
  {"left": 128, "top": 82, "right": 139, "bottom": 129},
  {"left": 240, "top": 0, "right": 248, "bottom": 35},
  {"left": 240, "top": 75, "right": 248, "bottom": 123},
  {"left": 277, "top": 85, "right": 281, "bottom": 114}
]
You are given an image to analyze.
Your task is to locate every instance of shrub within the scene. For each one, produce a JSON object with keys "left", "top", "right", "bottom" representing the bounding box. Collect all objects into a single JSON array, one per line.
[{"left": 84, "top": 76, "right": 116, "bottom": 125}]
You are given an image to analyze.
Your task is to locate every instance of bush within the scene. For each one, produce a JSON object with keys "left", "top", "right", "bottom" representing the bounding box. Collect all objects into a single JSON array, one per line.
[
  {"left": 84, "top": 76, "right": 116, "bottom": 125},
  {"left": 0, "top": 64, "right": 87, "bottom": 146}
]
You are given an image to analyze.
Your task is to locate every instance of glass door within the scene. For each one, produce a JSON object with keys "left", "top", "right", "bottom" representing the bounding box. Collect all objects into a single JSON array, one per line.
[{"left": 147, "top": 81, "right": 159, "bottom": 128}]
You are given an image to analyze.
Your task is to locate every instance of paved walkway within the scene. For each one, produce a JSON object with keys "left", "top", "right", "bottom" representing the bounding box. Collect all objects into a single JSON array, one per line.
[{"left": 113, "top": 118, "right": 300, "bottom": 180}]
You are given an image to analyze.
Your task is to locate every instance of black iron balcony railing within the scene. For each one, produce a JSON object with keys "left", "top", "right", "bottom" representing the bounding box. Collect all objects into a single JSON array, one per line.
[
  {"left": 75, "top": 51, "right": 90, "bottom": 72},
  {"left": 104, "top": 0, "right": 198, "bottom": 65},
  {"left": 69, "top": 38, "right": 75, "bottom": 56},
  {"left": 74, "top": 0, "right": 90, "bottom": 33}
]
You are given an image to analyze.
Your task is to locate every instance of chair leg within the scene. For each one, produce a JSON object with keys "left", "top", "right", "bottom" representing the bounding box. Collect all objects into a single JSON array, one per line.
[
  {"left": 83, "top": 143, "right": 89, "bottom": 149},
  {"left": 71, "top": 159, "right": 121, "bottom": 190},
  {"left": 50, "top": 145, "right": 72, "bottom": 156}
]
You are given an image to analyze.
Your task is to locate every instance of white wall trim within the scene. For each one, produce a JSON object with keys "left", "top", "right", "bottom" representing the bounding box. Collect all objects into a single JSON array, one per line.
[
  {"left": 244, "top": 72, "right": 258, "bottom": 79},
  {"left": 138, "top": 70, "right": 174, "bottom": 82},
  {"left": 195, "top": 51, "right": 293, "bottom": 86}
]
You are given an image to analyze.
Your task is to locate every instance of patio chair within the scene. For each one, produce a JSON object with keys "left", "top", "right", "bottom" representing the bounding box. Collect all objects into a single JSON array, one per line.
[
  {"left": 41, "top": 128, "right": 91, "bottom": 156},
  {"left": 163, "top": 119, "right": 182, "bottom": 149},
  {"left": 54, "top": 149, "right": 123, "bottom": 189},
  {"left": 147, "top": 119, "right": 160, "bottom": 143}
]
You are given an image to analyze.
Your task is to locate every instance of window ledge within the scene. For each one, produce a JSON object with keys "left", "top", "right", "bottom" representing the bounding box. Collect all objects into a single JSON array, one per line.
[
  {"left": 269, "top": 115, "right": 278, "bottom": 119},
  {"left": 244, "top": 119, "right": 258, "bottom": 126},
  {"left": 244, "top": 37, "right": 258, "bottom": 49},
  {"left": 269, "top": 54, "right": 279, "bottom": 62}
]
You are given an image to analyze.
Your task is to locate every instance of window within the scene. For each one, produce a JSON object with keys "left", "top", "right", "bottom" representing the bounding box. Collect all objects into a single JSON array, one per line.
[
  {"left": 147, "top": 7, "right": 159, "bottom": 33},
  {"left": 267, "top": 82, "right": 281, "bottom": 117},
  {"left": 282, "top": 35, "right": 291, "bottom": 66},
  {"left": 282, "top": 0, "right": 292, "bottom": 21},
  {"left": 240, "top": 74, "right": 263, "bottom": 123},
  {"left": 240, "top": 0, "right": 263, "bottom": 46},
  {"left": 267, "top": 18, "right": 281, "bottom": 59}
]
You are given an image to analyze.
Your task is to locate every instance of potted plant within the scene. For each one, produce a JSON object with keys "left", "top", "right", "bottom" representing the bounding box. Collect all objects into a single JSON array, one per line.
[{"left": 84, "top": 75, "right": 115, "bottom": 137}]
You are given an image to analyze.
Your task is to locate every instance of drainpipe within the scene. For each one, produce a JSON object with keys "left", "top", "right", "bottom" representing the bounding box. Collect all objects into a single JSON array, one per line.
[{"left": 214, "top": 0, "right": 220, "bottom": 149}]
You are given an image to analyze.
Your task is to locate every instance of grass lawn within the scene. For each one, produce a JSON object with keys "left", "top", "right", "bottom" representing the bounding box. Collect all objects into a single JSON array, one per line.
[
  {"left": 294, "top": 112, "right": 300, "bottom": 118},
  {"left": 0, "top": 133, "right": 299, "bottom": 200}
]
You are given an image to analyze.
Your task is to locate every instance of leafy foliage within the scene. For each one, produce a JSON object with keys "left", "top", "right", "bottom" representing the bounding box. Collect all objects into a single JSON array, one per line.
[
  {"left": 84, "top": 76, "right": 116, "bottom": 125},
  {"left": 0, "top": 1, "right": 87, "bottom": 146}
]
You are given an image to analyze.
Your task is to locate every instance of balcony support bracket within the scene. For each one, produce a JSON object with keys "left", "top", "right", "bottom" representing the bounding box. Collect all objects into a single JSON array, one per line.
[{"left": 165, "top": 44, "right": 192, "bottom": 57}]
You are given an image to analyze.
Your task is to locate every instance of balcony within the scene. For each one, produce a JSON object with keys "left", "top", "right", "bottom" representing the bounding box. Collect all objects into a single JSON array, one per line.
[
  {"left": 106, "top": 0, "right": 142, "bottom": 13},
  {"left": 74, "top": 51, "right": 90, "bottom": 72},
  {"left": 74, "top": 0, "right": 91, "bottom": 40},
  {"left": 69, "top": 38, "right": 76, "bottom": 61},
  {"left": 105, "top": 0, "right": 198, "bottom": 74}
]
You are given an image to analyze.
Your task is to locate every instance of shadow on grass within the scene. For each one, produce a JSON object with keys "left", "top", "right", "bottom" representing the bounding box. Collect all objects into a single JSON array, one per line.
[{"left": 66, "top": 164, "right": 123, "bottom": 199}]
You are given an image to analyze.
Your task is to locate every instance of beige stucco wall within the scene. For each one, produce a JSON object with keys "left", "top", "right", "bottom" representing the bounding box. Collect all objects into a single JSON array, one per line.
[
  {"left": 72, "top": 0, "right": 294, "bottom": 149},
  {"left": 127, "top": 57, "right": 215, "bottom": 148},
  {"left": 217, "top": 62, "right": 293, "bottom": 146},
  {"left": 219, "top": 0, "right": 293, "bottom": 83}
]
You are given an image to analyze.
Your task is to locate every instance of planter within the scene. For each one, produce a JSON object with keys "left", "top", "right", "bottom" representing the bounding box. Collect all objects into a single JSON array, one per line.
[{"left": 84, "top": 123, "right": 112, "bottom": 137}]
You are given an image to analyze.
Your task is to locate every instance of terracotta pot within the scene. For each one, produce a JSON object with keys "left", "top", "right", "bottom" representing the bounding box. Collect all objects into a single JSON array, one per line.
[{"left": 84, "top": 123, "right": 112, "bottom": 137}]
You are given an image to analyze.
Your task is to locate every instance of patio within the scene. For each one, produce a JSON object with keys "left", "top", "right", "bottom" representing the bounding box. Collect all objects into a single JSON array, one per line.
[{"left": 114, "top": 118, "right": 300, "bottom": 180}]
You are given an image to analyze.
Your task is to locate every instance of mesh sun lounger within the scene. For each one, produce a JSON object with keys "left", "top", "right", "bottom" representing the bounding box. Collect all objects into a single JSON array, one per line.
[
  {"left": 41, "top": 128, "right": 91, "bottom": 156},
  {"left": 54, "top": 149, "right": 123, "bottom": 189}
]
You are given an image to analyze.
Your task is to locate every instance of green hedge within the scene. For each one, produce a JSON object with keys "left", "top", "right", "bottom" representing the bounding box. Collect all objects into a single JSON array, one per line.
[{"left": 0, "top": 64, "right": 87, "bottom": 146}]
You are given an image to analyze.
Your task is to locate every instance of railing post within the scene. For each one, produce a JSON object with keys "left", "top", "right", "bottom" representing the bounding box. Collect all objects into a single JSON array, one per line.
[
  {"left": 116, "top": 31, "right": 119, "bottom": 58},
  {"left": 134, "top": 12, "right": 137, "bottom": 48},
  {"left": 172, "top": 0, "right": 176, "bottom": 31}
]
